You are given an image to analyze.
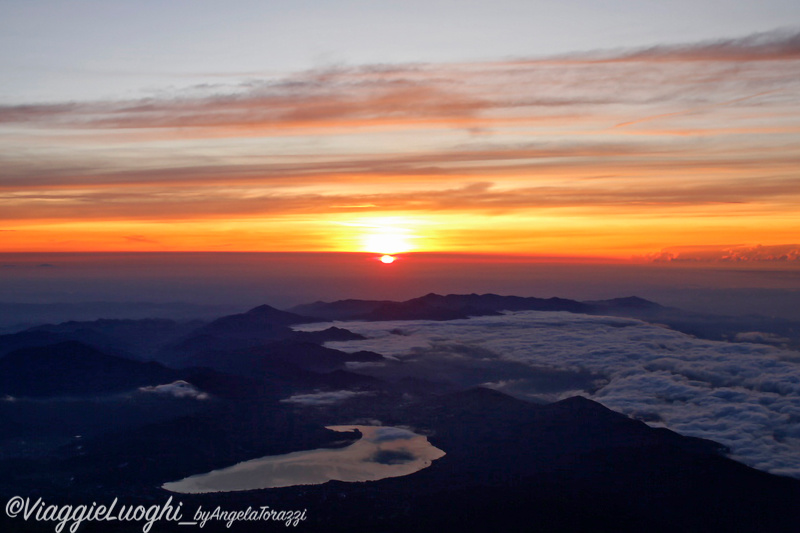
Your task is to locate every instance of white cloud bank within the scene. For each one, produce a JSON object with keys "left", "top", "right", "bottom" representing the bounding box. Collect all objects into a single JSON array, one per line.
[
  {"left": 281, "top": 390, "right": 374, "bottom": 406},
  {"left": 138, "top": 380, "right": 209, "bottom": 400},
  {"left": 295, "top": 312, "right": 800, "bottom": 478}
]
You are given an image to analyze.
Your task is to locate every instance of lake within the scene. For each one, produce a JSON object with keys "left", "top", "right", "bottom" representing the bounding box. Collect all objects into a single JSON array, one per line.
[{"left": 162, "top": 425, "right": 446, "bottom": 493}]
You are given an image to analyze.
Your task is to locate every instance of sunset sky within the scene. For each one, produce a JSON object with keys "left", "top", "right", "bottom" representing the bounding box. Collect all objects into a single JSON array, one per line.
[{"left": 1, "top": 1, "right": 799, "bottom": 262}]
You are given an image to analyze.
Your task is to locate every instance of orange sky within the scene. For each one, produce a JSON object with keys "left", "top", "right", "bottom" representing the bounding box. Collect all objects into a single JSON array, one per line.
[{"left": 2, "top": 35, "right": 799, "bottom": 263}]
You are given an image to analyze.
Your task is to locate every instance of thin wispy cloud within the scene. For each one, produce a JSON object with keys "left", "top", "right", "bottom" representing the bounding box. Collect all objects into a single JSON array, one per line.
[
  {"left": 608, "top": 29, "right": 800, "bottom": 62},
  {"left": 647, "top": 244, "right": 800, "bottom": 263},
  {"left": 5, "top": 32, "right": 800, "bottom": 133}
]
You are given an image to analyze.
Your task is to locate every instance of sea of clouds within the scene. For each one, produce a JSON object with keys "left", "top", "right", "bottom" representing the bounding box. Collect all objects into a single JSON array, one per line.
[{"left": 294, "top": 311, "right": 800, "bottom": 478}]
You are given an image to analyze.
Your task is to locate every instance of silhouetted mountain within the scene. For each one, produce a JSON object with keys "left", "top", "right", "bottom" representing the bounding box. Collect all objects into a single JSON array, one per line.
[
  {"left": 177, "top": 366, "right": 280, "bottom": 401},
  {"left": 0, "top": 301, "right": 239, "bottom": 331},
  {"left": 201, "top": 304, "right": 320, "bottom": 333},
  {"left": 411, "top": 292, "right": 594, "bottom": 314},
  {"left": 159, "top": 304, "right": 326, "bottom": 362},
  {"left": 171, "top": 339, "right": 386, "bottom": 399},
  {"left": 290, "top": 292, "right": 664, "bottom": 321},
  {"left": 292, "top": 326, "right": 366, "bottom": 343},
  {"left": 184, "top": 340, "right": 378, "bottom": 375},
  {"left": 0, "top": 341, "right": 177, "bottom": 397},
  {"left": 297, "top": 368, "right": 386, "bottom": 391},
  {"left": 289, "top": 292, "right": 800, "bottom": 351},
  {"left": 55, "top": 403, "right": 356, "bottom": 488},
  {"left": 585, "top": 295, "right": 665, "bottom": 311},
  {"left": 0, "top": 330, "right": 75, "bottom": 357},
  {"left": 351, "top": 388, "right": 800, "bottom": 533},
  {"left": 20, "top": 318, "right": 204, "bottom": 360},
  {"left": 289, "top": 299, "right": 395, "bottom": 320},
  {"left": 412, "top": 389, "right": 726, "bottom": 463}
]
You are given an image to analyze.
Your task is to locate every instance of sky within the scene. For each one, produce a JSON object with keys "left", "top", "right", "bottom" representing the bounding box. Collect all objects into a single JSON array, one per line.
[{"left": 1, "top": 1, "right": 799, "bottom": 262}]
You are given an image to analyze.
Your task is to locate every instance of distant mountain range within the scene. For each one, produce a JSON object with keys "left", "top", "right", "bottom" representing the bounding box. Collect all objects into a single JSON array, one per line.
[
  {"left": 290, "top": 292, "right": 662, "bottom": 320},
  {"left": 291, "top": 292, "right": 800, "bottom": 350},
  {"left": 2, "top": 292, "right": 797, "bottom": 371}
]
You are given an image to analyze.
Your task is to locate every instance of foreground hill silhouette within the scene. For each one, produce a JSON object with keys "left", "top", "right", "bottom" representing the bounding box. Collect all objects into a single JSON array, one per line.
[
  {"left": 0, "top": 341, "right": 177, "bottom": 397},
  {"left": 354, "top": 389, "right": 800, "bottom": 533},
  {"left": 3, "top": 384, "right": 798, "bottom": 532}
]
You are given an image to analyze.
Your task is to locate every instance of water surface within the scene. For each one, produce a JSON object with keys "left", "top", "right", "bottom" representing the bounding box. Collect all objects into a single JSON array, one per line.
[{"left": 162, "top": 425, "right": 445, "bottom": 493}]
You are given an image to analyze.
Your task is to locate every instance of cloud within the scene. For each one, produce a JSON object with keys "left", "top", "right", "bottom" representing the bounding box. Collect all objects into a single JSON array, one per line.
[
  {"left": 370, "top": 449, "right": 416, "bottom": 465},
  {"left": 369, "top": 426, "right": 417, "bottom": 443},
  {"left": 2, "top": 31, "right": 799, "bottom": 137},
  {"left": 646, "top": 244, "right": 800, "bottom": 263},
  {"left": 734, "top": 331, "right": 791, "bottom": 345},
  {"left": 280, "top": 390, "right": 374, "bottom": 406},
  {"left": 0, "top": 103, "right": 79, "bottom": 124},
  {"left": 123, "top": 235, "right": 158, "bottom": 243},
  {"left": 296, "top": 311, "right": 800, "bottom": 478},
  {"left": 2, "top": 31, "right": 799, "bottom": 254},
  {"left": 608, "top": 29, "right": 800, "bottom": 62},
  {"left": 0, "top": 74, "right": 487, "bottom": 131},
  {"left": 4, "top": 30, "right": 799, "bottom": 130},
  {"left": 138, "top": 380, "right": 209, "bottom": 400},
  {"left": 4, "top": 170, "right": 800, "bottom": 224}
]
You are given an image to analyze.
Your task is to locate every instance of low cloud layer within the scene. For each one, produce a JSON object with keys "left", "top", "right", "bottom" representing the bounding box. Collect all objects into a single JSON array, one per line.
[
  {"left": 280, "top": 390, "right": 374, "bottom": 406},
  {"left": 296, "top": 311, "right": 800, "bottom": 478},
  {"left": 138, "top": 380, "right": 209, "bottom": 400}
]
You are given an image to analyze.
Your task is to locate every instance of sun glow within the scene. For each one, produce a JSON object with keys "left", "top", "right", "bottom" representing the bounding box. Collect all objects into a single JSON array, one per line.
[
  {"left": 364, "top": 232, "right": 412, "bottom": 254},
  {"left": 356, "top": 218, "right": 417, "bottom": 255},
  {"left": 380, "top": 255, "right": 396, "bottom": 264}
]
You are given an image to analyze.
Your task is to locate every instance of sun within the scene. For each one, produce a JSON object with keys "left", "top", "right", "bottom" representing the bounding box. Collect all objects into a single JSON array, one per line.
[{"left": 380, "top": 255, "right": 396, "bottom": 264}]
